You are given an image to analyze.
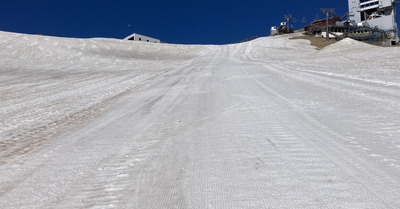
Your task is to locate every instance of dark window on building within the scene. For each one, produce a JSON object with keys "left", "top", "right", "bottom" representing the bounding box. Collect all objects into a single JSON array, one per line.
[
  {"left": 147, "top": 40, "right": 149, "bottom": 42},
  {"left": 361, "top": 11, "right": 366, "bottom": 21},
  {"left": 139, "top": 38, "right": 141, "bottom": 41}
]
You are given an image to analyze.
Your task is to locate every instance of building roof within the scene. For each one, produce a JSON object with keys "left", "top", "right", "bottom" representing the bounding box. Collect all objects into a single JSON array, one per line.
[{"left": 123, "top": 33, "right": 160, "bottom": 41}]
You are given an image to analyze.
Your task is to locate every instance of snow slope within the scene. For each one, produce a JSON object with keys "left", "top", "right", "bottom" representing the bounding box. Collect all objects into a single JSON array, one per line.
[{"left": 0, "top": 31, "right": 400, "bottom": 209}]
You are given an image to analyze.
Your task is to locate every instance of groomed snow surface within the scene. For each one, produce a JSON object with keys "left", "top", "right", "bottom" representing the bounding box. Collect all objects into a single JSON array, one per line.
[{"left": 0, "top": 31, "right": 400, "bottom": 209}]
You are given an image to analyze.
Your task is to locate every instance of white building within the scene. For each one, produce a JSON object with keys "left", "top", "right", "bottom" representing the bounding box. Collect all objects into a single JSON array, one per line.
[
  {"left": 124, "top": 33, "right": 160, "bottom": 43},
  {"left": 270, "top": 26, "right": 277, "bottom": 36},
  {"left": 348, "top": 0, "right": 398, "bottom": 38}
]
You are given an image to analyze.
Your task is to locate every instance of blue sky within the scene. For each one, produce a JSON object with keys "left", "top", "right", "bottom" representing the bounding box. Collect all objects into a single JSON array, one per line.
[{"left": 1, "top": 0, "right": 394, "bottom": 44}]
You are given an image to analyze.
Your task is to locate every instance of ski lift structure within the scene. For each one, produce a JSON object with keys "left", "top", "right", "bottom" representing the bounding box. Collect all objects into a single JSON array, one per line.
[
  {"left": 270, "top": 14, "right": 296, "bottom": 35},
  {"left": 276, "top": 14, "right": 295, "bottom": 34},
  {"left": 304, "top": 0, "right": 399, "bottom": 45}
]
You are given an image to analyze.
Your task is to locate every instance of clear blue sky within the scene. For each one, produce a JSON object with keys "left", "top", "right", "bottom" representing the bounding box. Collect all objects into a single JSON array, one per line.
[{"left": 1, "top": 0, "right": 396, "bottom": 44}]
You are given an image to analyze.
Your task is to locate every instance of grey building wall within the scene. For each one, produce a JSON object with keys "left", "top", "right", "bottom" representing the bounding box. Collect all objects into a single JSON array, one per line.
[
  {"left": 348, "top": 0, "right": 397, "bottom": 34},
  {"left": 349, "top": 0, "right": 362, "bottom": 23}
]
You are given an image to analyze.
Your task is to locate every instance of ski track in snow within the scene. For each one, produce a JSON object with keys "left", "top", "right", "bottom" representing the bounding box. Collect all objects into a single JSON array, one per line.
[{"left": 0, "top": 31, "right": 400, "bottom": 208}]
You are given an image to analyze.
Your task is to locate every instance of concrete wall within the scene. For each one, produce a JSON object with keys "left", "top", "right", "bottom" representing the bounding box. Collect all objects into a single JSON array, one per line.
[
  {"left": 366, "top": 15, "right": 395, "bottom": 31},
  {"left": 380, "top": 0, "right": 393, "bottom": 8},
  {"left": 349, "top": 0, "right": 362, "bottom": 23}
]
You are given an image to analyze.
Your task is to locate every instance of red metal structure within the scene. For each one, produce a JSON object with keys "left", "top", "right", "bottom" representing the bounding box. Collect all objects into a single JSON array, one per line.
[{"left": 304, "top": 17, "right": 340, "bottom": 32}]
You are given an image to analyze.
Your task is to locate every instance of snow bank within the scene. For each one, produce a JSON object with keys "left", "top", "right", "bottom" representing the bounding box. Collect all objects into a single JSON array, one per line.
[
  {"left": 245, "top": 34, "right": 400, "bottom": 87},
  {"left": 319, "top": 38, "right": 375, "bottom": 53},
  {"left": 243, "top": 34, "right": 316, "bottom": 62},
  {"left": 310, "top": 38, "right": 400, "bottom": 86}
]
